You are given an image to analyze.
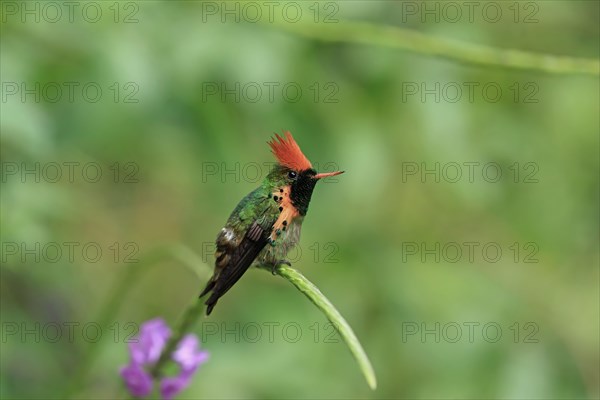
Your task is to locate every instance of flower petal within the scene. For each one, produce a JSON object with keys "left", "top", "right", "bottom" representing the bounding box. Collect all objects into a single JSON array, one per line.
[
  {"left": 130, "top": 318, "right": 172, "bottom": 365},
  {"left": 172, "top": 334, "right": 210, "bottom": 371},
  {"left": 160, "top": 374, "right": 192, "bottom": 400},
  {"left": 120, "top": 363, "right": 153, "bottom": 398}
]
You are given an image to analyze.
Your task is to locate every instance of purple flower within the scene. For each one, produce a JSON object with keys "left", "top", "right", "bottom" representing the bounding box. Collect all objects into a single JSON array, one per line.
[
  {"left": 130, "top": 318, "right": 172, "bottom": 365},
  {"left": 120, "top": 318, "right": 209, "bottom": 399}
]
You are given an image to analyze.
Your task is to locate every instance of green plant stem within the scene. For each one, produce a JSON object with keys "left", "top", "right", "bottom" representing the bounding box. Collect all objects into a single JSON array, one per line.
[
  {"left": 150, "top": 299, "right": 206, "bottom": 378},
  {"left": 266, "top": 264, "right": 378, "bottom": 390},
  {"left": 267, "top": 19, "right": 599, "bottom": 76}
]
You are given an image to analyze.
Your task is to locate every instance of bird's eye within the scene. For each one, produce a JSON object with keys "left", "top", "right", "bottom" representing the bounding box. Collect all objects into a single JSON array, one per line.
[{"left": 287, "top": 171, "right": 297, "bottom": 179}]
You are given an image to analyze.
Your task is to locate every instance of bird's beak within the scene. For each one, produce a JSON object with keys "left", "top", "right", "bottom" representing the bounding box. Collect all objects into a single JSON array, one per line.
[{"left": 314, "top": 170, "right": 345, "bottom": 179}]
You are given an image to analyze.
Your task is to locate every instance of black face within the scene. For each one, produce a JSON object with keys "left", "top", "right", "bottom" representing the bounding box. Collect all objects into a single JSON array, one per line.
[{"left": 288, "top": 168, "right": 317, "bottom": 216}]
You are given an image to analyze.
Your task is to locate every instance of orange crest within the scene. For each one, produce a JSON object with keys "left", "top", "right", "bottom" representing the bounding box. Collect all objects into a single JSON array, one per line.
[{"left": 268, "top": 131, "right": 312, "bottom": 171}]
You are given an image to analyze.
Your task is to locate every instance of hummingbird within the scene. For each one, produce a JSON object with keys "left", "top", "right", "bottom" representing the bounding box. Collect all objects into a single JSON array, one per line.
[{"left": 199, "top": 131, "right": 344, "bottom": 315}]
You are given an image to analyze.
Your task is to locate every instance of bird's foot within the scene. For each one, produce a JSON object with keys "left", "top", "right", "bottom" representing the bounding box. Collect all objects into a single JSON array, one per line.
[{"left": 271, "top": 259, "right": 291, "bottom": 275}]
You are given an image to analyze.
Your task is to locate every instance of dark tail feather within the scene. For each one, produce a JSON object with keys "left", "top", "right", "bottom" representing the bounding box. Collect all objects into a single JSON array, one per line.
[
  {"left": 199, "top": 279, "right": 215, "bottom": 299},
  {"left": 205, "top": 295, "right": 218, "bottom": 315},
  {"left": 201, "top": 250, "right": 258, "bottom": 315}
]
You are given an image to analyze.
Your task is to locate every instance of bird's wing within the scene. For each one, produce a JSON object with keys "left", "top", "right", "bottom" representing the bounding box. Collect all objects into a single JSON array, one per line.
[{"left": 201, "top": 194, "right": 277, "bottom": 315}]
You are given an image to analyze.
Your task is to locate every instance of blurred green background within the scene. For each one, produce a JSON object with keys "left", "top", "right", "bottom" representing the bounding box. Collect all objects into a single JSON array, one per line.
[{"left": 1, "top": 1, "right": 599, "bottom": 399}]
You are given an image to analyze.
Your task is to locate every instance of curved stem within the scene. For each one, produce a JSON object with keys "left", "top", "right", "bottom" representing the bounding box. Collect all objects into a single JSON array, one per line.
[
  {"left": 265, "top": 264, "right": 378, "bottom": 390},
  {"left": 267, "top": 19, "right": 599, "bottom": 76},
  {"left": 150, "top": 261, "right": 378, "bottom": 390}
]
